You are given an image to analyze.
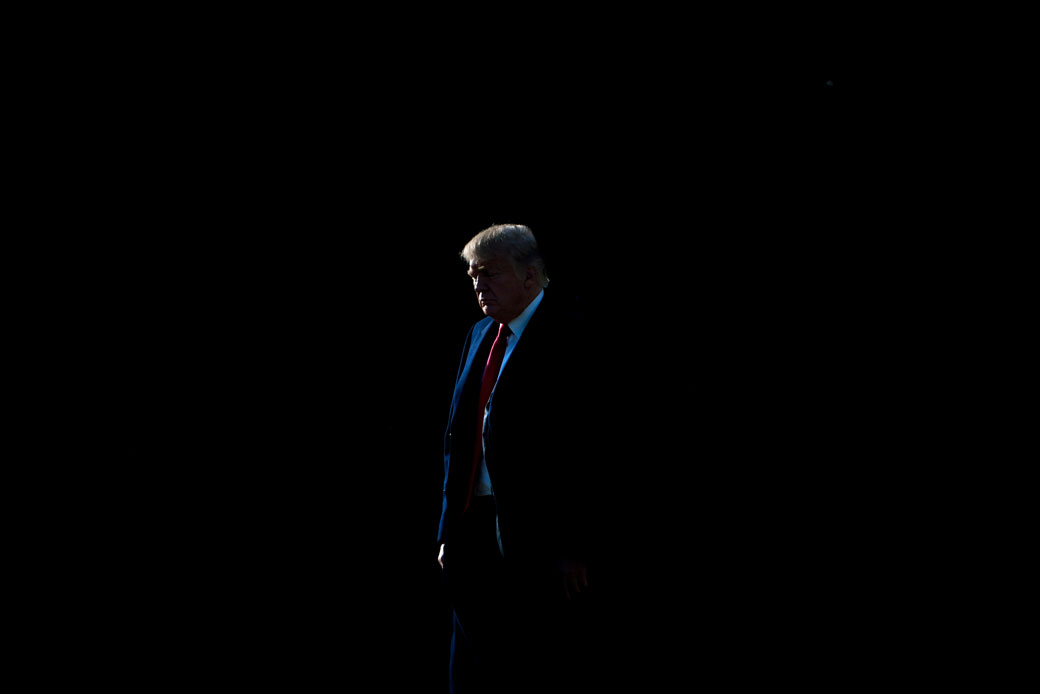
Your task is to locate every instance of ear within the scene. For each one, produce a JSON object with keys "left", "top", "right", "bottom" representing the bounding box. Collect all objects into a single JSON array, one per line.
[{"left": 523, "top": 265, "right": 538, "bottom": 288}]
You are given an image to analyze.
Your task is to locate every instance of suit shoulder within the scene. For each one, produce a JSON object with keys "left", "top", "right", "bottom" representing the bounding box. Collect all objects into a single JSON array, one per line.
[{"left": 532, "top": 292, "right": 586, "bottom": 337}]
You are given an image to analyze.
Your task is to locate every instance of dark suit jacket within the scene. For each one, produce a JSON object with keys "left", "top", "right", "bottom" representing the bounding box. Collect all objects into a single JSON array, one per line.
[{"left": 438, "top": 291, "right": 596, "bottom": 569}]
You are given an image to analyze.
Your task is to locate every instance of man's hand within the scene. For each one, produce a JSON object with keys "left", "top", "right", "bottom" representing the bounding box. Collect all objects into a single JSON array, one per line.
[
  {"left": 558, "top": 558, "right": 588, "bottom": 600},
  {"left": 438, "top": 543, "right": 446, "bottom": 570}
]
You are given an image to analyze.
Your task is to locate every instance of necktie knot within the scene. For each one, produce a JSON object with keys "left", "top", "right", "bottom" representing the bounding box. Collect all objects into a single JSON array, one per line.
[{"left": 481, "top": 323, "right": 511, "bottom": 385}]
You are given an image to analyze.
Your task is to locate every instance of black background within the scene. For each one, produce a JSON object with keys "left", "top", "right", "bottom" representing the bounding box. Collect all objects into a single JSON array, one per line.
[{"left": 60, "top": 17, "right": 922, "bottom": 690}]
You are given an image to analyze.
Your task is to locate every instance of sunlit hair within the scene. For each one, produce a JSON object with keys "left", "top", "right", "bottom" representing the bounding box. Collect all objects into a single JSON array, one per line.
[{"left": 461, "top": 224, "right": 550, "bottom": 288}]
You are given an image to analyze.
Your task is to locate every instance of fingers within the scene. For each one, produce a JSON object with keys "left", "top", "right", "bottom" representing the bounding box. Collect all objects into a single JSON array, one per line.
[{"left": 562, "top": 563, "right": 588, "bottom": 600}]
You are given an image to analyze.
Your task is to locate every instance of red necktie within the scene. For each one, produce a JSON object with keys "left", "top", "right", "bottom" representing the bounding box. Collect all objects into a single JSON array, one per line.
[{"left": 464, "top": 322, "right": 512, "bottom": 512}]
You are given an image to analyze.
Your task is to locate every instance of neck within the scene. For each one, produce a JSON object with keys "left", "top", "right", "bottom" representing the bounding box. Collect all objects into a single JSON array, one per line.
[{"left": 504, "top": 288, "right": 543, "bottom": 324}]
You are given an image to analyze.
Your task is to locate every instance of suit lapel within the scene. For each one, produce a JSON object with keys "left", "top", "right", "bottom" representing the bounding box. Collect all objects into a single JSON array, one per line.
[{"left": 451, "top": 318, "right": 496, "bottom": 429}]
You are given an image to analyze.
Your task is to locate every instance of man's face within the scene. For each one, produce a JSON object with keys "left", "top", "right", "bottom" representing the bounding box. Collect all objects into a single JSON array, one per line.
[{"left": 468, "top": 255, "right": 531, "bottom": 324}]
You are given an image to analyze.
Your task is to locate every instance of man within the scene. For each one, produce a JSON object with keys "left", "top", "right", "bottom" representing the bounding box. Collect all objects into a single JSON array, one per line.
[{"left": 437, "top": 224, "right": 595, "bottom": 694}]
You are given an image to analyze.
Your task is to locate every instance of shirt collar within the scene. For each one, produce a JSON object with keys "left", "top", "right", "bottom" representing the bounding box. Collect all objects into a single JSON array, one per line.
[{"left": 506, "top": 289, "right": 544, "bottom": 339}]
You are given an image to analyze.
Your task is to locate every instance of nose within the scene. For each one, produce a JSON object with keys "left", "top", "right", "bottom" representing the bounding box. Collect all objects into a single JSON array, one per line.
[{"left": 473, "top": 276, "right": 489, "bottom": 293}]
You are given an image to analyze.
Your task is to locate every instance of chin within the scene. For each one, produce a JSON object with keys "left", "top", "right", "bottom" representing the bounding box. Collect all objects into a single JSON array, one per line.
[{"left": 486, "top": 311, "right": 509, "bottom": 323}]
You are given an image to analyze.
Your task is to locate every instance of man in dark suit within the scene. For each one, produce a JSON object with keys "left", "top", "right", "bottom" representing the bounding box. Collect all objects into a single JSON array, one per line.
[{"left": 437, "top": 224, "right": 596, "bottom": 694}]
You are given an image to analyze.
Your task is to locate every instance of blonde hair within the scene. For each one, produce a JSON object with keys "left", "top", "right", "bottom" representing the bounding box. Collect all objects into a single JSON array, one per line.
[{"left": 461, "top": 224, "right": 550, "bottom": 288}]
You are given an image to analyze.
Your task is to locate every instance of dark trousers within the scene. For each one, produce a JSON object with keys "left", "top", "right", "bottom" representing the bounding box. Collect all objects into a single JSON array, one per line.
[
  {"left": 443, "top": 496, "right": 594, "bottom": 694},
  {"left": 443, "top": 496, "right": 512, "bottom": 694}
]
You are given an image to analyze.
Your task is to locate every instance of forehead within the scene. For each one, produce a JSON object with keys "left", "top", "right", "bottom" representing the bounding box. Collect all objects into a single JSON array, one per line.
[{"left": 467, "top": 255, "right": 510, "bottom": 274}]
